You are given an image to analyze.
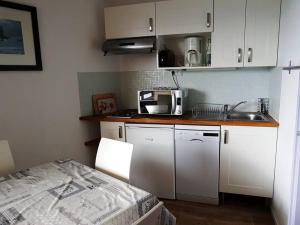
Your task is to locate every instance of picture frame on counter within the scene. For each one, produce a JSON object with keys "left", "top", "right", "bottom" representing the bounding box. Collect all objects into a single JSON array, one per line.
[
  {"left": 0, "top": 0, "right": 42, "bottom": 71},
  {"left": 92, "top": 93, "right": 118, "bottom": 116}
]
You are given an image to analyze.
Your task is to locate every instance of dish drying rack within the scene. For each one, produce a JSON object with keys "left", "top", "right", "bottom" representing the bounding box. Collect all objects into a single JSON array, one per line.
[{"left": 192, "top": 103, "right": 226, "bottom": 120}]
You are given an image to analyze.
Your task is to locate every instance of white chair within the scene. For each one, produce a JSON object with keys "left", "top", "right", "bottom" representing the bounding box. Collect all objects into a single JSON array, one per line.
[
  {"left": 95, "top": 138, "right": 133, "bottom": 182},
  {"left": 0, "top": 140, "right": 15, "bottom": 176}
]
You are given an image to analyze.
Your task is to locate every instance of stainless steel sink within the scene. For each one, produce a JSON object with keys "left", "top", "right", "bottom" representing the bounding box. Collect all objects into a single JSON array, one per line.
[{"left": 225, "top": 112, "right": 270, "bottom": 121}]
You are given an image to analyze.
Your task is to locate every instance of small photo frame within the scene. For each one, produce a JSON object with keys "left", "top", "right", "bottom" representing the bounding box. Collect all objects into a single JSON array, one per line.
[{"left": 92, "top": 93, "right": 117, "bottom": 115}]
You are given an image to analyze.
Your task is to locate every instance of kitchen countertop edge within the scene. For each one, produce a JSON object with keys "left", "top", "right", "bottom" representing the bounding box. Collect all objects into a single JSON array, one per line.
[{"left": 79, "top": 115, "right": 279, "bottom": 128}]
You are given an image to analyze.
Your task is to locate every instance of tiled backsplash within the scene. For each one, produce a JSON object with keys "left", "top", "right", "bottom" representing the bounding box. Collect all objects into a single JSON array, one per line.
[
  {"left": 78, "top": 68, "right": 282, "bottom": 119},
  {"left": 119, "top": 69, "right": 282, "bottom": 116},
  {"left": 78, "top": 72, "right": 120, "bottom": 116},
  {"left": 119, "top": 71, "right": 171, "bottom": 109}
]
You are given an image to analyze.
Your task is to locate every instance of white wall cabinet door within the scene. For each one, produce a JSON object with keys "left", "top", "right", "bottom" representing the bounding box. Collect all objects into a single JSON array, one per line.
[
  {"left": 104, "top": 3, "right": 155, "bottom": 39},
  {"left": 212, "top": 0, "right": 246, "bottom": 68},
  {"left": 100, "top": 121, "right": 126, "bottom": 142},
  {"left": 220, "top": 126, "right": 277, "bottom": 198},
  {"left": 156, "top": 0, "right": 213, "bottom": 36},
  {"left": 244, "top": 0, "right": 281, "bottom": 67}
]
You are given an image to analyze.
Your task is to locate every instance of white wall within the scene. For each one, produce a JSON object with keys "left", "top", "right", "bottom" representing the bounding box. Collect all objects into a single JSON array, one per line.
[
  {"left": 269, "top": 68, "right": 283, "bottom": 120},
  {"left": 292, "top": 133, "right": 300, "bottom": 224},
  {"left": 272, "top": 70, "right": 299, "bottom": 225},
  {"left": 272, "top": 0, "right": 300, "bottom": 224},
  {"left": 0, "top": 0, "right": 118, "bottom": 170}
]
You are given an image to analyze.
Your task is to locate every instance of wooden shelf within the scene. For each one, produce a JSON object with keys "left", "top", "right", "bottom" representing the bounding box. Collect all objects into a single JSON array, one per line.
[
  {"left": 84, "top": 137, "right": 101, "bottom": 147},
  {"left": 80, "top": 115, "right": 106, "bottom": 122}
]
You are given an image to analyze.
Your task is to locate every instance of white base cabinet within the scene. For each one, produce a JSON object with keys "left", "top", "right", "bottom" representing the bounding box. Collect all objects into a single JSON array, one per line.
[
  {"left": 99, "top": 121, "right": 278, "bottom": 199},
  {"left": 220, "top": 126, "right": 278, "bottom": 197},
  {"left": 100, "top": 121, "right": 126, "bottom": 142}
]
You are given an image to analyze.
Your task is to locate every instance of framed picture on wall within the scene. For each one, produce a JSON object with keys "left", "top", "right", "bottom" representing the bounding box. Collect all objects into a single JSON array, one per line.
[
  {"left": 0, "top": 1, "right": 42, "bottom": 71},
  {"left": 92, "top": 94, "right": 118, "bottom": 115}
]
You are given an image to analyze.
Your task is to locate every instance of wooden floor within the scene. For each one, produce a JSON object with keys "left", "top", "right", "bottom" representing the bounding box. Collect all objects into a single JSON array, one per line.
[{"left": 164, "top": 194, "right": 275, "bottom": 225}]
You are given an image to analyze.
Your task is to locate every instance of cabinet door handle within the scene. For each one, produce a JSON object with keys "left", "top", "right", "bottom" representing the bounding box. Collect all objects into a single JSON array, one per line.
[
  {"left": 149, "top": 18, "right": 154, "bottom": 32},
  {"left": 224, "top": 130, "right": 229, "bottom": 144},
  {"left": 118, "top": 126, "right": 123, "bottom": 139},
  {"left": 248, "top": 48, "right": 253, "bottom": 63},
  {"left": 206, "top": 13, "right": 212, "bottom": 28},
  {"left": 238, "top": 48, "right": 243, "bottom": 63}
]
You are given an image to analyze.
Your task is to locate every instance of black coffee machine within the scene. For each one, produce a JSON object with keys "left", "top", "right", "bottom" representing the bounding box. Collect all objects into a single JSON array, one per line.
[{"left": 158, "top": 48, "right": 175, "bottom": 67}]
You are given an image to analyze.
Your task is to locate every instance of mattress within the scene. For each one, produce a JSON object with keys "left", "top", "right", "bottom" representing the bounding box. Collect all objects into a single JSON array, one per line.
[{"left": 0, "top": 159, "right": 175, "bottom": 225}]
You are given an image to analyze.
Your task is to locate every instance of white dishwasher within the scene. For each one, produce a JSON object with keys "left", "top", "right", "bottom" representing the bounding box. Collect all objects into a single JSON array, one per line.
[
  {"left": 126, "top": 124, "right": 175, "bottom": 199},
  {"left": 175, "top": 125, "right": 220, "bottom": 205}
]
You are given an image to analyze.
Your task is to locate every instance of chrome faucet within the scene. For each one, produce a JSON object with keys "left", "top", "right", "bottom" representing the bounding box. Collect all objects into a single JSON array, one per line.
[{"left": 224, "top": 101, "right": 247, "bottom": 114}]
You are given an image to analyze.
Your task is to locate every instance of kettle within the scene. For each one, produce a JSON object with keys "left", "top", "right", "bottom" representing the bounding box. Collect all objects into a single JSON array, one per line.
[{"left": 184, "top": 37, "right": 203, "bottom": 67}]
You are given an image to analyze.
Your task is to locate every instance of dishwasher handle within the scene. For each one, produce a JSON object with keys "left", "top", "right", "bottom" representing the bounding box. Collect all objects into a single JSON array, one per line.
[{"left": 189, "top": 139, "right": 204, "bottom": 142}]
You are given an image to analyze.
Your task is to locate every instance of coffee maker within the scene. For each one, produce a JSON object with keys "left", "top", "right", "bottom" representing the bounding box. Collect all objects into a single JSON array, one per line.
[{"left": 184, "top": 37, "right": 203, "bottom": 67}]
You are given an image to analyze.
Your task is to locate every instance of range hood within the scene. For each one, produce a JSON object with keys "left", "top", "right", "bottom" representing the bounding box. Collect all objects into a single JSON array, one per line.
[{"left": 102, "top": 36, "right": 156, "bottom": 55}]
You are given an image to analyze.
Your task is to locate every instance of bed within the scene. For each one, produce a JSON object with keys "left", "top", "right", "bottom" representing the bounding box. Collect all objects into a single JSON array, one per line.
[{"left": 0, "top": 159, "right": 176, "bottom": 225}]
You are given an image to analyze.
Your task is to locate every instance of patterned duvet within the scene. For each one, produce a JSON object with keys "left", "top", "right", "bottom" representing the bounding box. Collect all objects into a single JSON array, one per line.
[{"left": 0, "top": 159, "right": 176, "bottom": 225}]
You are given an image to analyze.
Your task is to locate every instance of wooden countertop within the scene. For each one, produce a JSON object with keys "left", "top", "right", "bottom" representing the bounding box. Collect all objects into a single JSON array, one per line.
[{"left": 80, "top": 113, "right": 279, "bottom": 128}]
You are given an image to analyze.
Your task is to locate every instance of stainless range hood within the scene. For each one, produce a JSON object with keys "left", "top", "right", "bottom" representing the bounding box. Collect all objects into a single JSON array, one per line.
[{"left": 102, "top": 36, "right": 156, "bottom": 55}]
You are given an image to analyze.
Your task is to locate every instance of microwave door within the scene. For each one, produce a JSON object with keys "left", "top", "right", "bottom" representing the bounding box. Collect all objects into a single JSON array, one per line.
[{"left": 138, "top": 90, "right": 184, "bottom": 115}]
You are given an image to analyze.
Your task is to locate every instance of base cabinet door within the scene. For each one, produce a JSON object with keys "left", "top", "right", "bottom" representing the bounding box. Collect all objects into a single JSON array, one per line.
[
  {"left": 220, "top": 126, "right": 277, "bottom": 197},
  {"left": 100, "top": 121, "right": 125, "bottom": 142}
]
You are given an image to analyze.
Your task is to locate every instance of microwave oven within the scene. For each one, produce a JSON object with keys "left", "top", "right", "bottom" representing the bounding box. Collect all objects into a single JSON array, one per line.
[{"left": 138, "top": 89, "right": 188, "bottom": 115}]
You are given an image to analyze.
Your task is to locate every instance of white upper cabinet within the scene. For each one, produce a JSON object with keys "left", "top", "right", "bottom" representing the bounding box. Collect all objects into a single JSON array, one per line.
[
  {"left": 244, "top": 0, "right": 281, "bottom": 67},
  {"left": 220, "top": 126, "right": 278, "bottom": 198},
  {"left": 212, "top": 0, "right": 281, "bottom": 68},
  {"left": 212, "top": 0, "right": 246, "bottom": 68},
  {"left": 156, "top": 0, "right": 213, "bottom": 36},
  {"left": 104, "top": 3, "right": 156, "bottom": 39}
]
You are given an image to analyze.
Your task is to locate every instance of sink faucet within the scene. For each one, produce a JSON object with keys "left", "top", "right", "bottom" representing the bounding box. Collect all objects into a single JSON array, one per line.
[{"left": 224, "top": 101, "right": 247, "bottom": 114}]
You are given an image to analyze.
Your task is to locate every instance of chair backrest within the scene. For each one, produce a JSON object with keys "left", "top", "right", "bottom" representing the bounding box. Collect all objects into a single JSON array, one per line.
[
  {"left": 0, "top": 140, "right": 15, "bottom": 176},
  {"left": 95, "top": 138, "right": 133, "bottom": 182}
]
